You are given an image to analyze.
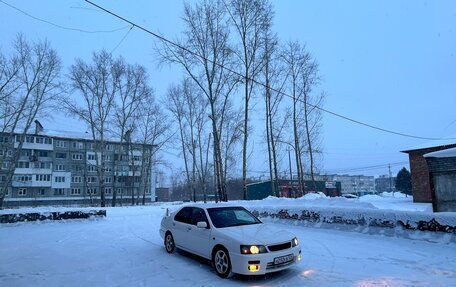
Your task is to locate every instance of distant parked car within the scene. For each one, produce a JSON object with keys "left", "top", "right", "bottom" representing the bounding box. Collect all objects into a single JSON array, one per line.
[
  {"left": 159, "top": 204, "right": 302, "bottom": 278},
  {"left": 342, "top": 193, "right": 358, "bottom": 199}
]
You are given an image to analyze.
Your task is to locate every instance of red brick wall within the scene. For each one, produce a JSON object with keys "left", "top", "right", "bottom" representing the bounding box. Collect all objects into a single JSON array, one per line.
[
  {"left": 409, "top": 151, "right": 432, "bottom": 202},
  {"left": 407, "top": 144, "right": 456, "bottom": 203}
]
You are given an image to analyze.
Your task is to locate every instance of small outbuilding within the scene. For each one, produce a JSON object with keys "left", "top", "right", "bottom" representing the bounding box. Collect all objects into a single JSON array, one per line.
[
  {"left": 402, "top": 138, "right": 456, "bottom": 212},
  {"left": 424, "top": 147, "right": 456, "bottom": 212}
]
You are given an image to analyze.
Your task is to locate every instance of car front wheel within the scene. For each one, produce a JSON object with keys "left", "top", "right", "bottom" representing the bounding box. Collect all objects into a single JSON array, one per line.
[
  {"left": 164, "top": 232, "right": 175, "bottom": 253},
  {"left": 213, "top": 247, "right": 233, "bottom": 278}
]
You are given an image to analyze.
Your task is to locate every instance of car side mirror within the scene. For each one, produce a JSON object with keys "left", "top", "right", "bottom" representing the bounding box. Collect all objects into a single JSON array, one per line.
[{"left": 197, "top": 221, "right": 208, "bottom": 229}]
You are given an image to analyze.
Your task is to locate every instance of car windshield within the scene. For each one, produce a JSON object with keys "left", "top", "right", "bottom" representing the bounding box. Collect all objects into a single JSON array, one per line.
[{"left": 207, "top": 206, "right": 262, "bottom": 228}]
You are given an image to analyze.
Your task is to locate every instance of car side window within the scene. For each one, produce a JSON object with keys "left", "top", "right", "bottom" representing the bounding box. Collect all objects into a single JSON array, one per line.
[
  {"left": 191, "top": 208, "right": 208, "bottom": 226},
  {"left": 174, "top": 207, "right": 192, "bottom": 224}
]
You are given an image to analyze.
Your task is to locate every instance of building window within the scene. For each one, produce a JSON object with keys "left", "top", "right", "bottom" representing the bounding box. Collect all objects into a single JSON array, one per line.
[
  {"left": 35, "top": 137, "right": 44, "bottom": 144},
  {"left": 34, "top": 162, "right": 52, "bottom": 169},
  {"left": 35, "top": 174, "right": 51, "bottom": 181},
  {"left": 18, "top": 188, "right": 27, "bottom": 196},
  {"left": 71, "top": 176, "right": 82, "bottom": 183},
  {"left": 116, "top": 188, "right": 122, "bottom": 195},
  {"left": 0, "top": 175, "right": 5, "bottom": 182},
  {"left": 102, "top": 155, "right": 112, "bottom": 161},
  {"left": 44, "top": 138, "right": 52, "bottom": 144},
  {"left": 87, "top": 165, "right": 96, "bottom": 172},
  {"left": 39, "top": 151, "right": 49, "bottom": 157},
  {"left": 55, "top": 176, "right": 65, "bottom": 183},
  {"left": 55, "top": 152, "right": 67, "bottom": 159},
  {"left": 87, "top": 188, "right": 97, "bottom": 195},
  {"left": 87, "top": 176, "right": 97, "bottom": 183},
  {"left": 2, "top": 161, "right": 9, "bottom": 169},
  {"left": 39, "top": 188, "right": 46, "bottom": 196},
  {"left": 14, "top": 175, "right": 32, "bottom": 182},
  {"left": 87, "top": 154, "right": 96, "bottom": 161},
  {"left": 20, "top": 150, "right": 31, "bottom": 157},
  {"left": 73, "top": 165, "right": 83, "bottom": 172},
  {"left": 71, "top": 188, "right": 81, "bottom": 195},
  {"left": 55, "top": 164, "right": 65, "bottom": 171},
  {"left": 105, "top": 177, "right": 112, "bottom": 183},
  {"left": 25, "top": 136, "right": 34, "bottom": 143},
  {"left": 55, "top": 140, "right": 67, "bottom": 148},
  {"left": 72, "top": 142, "right": 84, "bottom": 149},
  {"left": 104, "top": 187, "right": 112, "bottom": 195},
  {"left": 54, "top": 188, "right": 65, "bottom": 195},
  {"left": 72, "top": 153, "right": 83, "bottom": 160},
  {"left": 104, "top": 167, "right": 112, "bottom": 172},
  {"left": 105, "top": 144, "right": 113, "bottom": 151},
  {"left": 17, "top": 161, "right": 30, "bottom": 168}
]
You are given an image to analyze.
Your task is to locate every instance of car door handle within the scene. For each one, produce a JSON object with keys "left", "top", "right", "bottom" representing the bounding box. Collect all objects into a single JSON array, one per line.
[{"left": 187, "top": 227, "right": 192, "bottom": 231}]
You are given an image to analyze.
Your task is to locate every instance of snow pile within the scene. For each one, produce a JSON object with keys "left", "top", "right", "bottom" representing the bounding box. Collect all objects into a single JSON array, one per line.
[{"left": 238, "top": 195, "right": 455, "bottom": 234}]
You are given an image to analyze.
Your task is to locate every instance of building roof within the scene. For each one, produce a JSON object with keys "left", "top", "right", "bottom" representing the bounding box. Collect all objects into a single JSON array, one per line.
[
  {"left": 424, "top": 147, "right": 456, "bottom": 158},
  {"left": 401, "top": 135, "right": 456, "bottom": 153}
]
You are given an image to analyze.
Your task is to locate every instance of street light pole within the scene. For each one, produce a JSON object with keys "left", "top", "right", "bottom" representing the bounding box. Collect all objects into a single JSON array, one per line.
[{"left": 287, "top": 147, "right": 293, "bottom": 197}]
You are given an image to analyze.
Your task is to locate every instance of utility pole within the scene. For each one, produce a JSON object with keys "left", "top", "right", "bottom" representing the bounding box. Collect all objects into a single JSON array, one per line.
[
  {"left": 287, "top": 147, "right": 292, "bottom": 198},
  {"left": 388, "top": 164, "right": 393, "bottom": 196}
]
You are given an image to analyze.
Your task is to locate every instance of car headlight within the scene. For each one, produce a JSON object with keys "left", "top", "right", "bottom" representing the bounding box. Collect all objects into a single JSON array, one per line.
[
  {"left": 240, "top": 245, "right": 268, "bottom": 254},
  {"left": 292, "top": 237, "right": 299, "bottom": 247}
]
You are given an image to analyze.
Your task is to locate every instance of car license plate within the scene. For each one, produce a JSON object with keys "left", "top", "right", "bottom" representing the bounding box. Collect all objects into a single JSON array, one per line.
[{"left": 274, "top": 254, "right": 294, "bottom": 265}]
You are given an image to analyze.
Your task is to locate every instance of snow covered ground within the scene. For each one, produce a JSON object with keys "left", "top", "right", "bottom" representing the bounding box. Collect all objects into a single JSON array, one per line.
[{"left": 1, "top": 195, "right": 455, "bottom": 286}]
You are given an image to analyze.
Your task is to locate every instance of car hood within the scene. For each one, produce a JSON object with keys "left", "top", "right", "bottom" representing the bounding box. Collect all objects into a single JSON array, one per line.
[{"left": 218, "top": 223, "right": 295, "bottom": 245}]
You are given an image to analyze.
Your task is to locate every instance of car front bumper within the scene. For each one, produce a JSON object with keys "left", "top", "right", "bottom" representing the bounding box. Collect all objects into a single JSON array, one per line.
[{"left": 230, "top": 246, "right": 301, "bottom": 275}]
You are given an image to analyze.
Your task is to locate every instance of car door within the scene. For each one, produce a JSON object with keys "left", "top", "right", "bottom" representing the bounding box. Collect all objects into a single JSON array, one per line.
[
  {"left": 185, "top": 207, "right": 212, "bottom": 258},
  {"left": 172, "top": 207, "right": 193, "bottom": 250}
]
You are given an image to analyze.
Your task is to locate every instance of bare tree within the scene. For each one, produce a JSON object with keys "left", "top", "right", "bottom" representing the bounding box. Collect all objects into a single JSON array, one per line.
[
  {"left": 224, "top": 0, "right": 273, "bottom": 200},
  {"left": 63, "top": 50, "right": 120, "bottom": 207},
  {"left": 165, "top": 82, "right": 192, "bottom": 201},
  {"left": 0, "top": 35, "right": 62, "bottom": 209},
  {"left": 281, "top": 41, "right": 322, "bottom": 194},
  {"left": 262, "top": 31, "right": 288, "bottom": 197},
  {"left": 137, "top": 92, "right": 172, "bottom": 205},
  {"left": 158, "top": 0, "right": 238, "bottom": 201},
  {"left": 220, "top": 101, "right": 243, "bottom": 190},
  {"left": 166, "top": 78, "right": 212, "bottom": 202},
  {"left": 110, "top": 60, "right": 152, "bottom": 206}
]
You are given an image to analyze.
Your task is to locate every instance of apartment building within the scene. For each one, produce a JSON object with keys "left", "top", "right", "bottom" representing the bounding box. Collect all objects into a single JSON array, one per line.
[
  {"left": 0, "top": 128, "right": 156, "bottom": 207},
  {"left": 316, "top": 174, "right": 376, "bottom": 196}
]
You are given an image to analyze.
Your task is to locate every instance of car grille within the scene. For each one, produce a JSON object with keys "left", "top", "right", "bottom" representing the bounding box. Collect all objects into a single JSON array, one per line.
[{"left": 267, "top": 241, "right": 291, "bottom": 252}]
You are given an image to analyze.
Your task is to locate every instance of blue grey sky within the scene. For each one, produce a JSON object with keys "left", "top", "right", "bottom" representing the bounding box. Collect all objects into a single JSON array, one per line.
[{"left": 1, "top": 0, "right": 455, "bottom": 178}]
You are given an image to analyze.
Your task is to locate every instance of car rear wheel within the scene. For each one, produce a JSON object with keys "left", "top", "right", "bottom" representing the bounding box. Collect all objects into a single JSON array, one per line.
[
  {"left": 213, "top": 247, "right": 233, "bottom": 278},
  {"left": 164, "top": 232, "right": 175, "bottom": 253}
]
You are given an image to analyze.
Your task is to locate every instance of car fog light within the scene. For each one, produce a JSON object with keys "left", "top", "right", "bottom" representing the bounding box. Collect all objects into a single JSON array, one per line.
[
  {"left": 298, "top": 254, "right": 302, "bottom": 261},
  {"left": 248, "top": 264, "right": 260, "bottom": 272}
]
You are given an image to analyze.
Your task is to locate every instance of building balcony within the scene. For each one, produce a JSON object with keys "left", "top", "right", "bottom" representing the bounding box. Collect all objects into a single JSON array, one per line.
[{"left": 14, "top": 142, "right": 54, "bottom": 151}]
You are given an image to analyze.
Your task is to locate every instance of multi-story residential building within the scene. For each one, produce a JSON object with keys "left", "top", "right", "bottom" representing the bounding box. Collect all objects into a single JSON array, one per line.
[
  {"left": 316, "top": 174, "right": 376, "bottom": 196},
  {"left": 375, "top": 175, "right": 396, "bottom": 193},
  {"left": 0, "top": 125, "right": 156, "bottom": 207}
]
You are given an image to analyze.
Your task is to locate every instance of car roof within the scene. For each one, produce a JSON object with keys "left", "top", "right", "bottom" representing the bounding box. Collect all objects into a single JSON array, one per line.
[{"left": 181, "top": 202, "right": 244, "bottom": 210}]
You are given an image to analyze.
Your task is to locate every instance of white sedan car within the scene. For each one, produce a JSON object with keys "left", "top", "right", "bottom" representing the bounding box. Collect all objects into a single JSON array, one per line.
[{"left": 159, "top": 203, "right": 302, "bottom": 278}]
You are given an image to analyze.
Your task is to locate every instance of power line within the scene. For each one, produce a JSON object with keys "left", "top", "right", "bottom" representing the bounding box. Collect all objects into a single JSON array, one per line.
[
  {"left": 84, "top": 0, "right": 455, "bottom": 141},
  {"left": 0, "top": 0, "right": 130, "bottom": 34},
  {"left": 325, "top": 161, "right": 408, "bottom": 174},
  {"left": 111, "top": 25, "right": 134, "bottom": 54}
]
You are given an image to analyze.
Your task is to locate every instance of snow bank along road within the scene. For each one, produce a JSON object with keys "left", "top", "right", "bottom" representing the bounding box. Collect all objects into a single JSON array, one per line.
[{"left": 0, "top": 205, "right": 455, "bottom": 287}]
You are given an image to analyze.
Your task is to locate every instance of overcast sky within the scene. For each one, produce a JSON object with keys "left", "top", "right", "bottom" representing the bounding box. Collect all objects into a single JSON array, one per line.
[{"left": 1, "top": 0, "right": 455, "bottom": 178}]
